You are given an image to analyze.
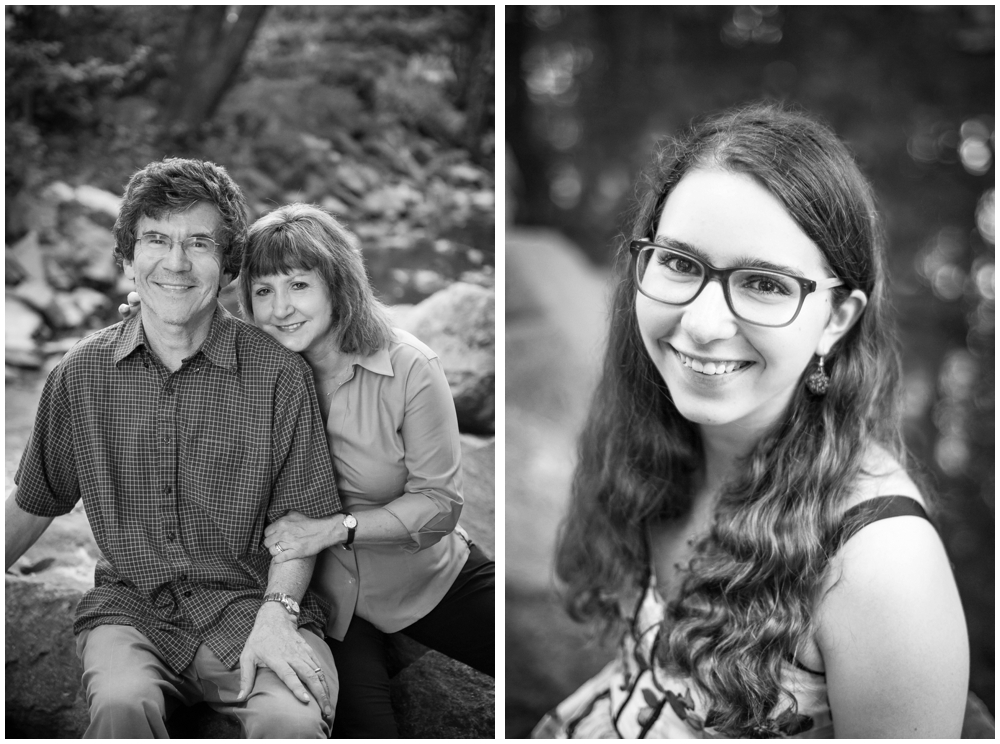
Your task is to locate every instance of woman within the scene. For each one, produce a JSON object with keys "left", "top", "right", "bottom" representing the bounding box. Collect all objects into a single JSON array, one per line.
[
  {"left": 123, "top": 203, "right": 494, "bottom": 737},
  {"left": 533, "top": 104, "right": 969, "bottom": 738}
]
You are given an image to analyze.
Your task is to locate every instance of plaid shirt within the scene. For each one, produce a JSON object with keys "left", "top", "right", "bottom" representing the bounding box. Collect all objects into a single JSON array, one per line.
[{"left": 15, "top": 306, "right": 341, "bottom": 673}]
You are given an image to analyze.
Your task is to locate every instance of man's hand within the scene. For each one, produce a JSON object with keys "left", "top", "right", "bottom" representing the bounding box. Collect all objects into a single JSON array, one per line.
[
  {"left": 118, "top": 291, "right": 141, "bottom": 321},
  {"left": 237, "top": 602, "right": 333, "bottom": 719}
]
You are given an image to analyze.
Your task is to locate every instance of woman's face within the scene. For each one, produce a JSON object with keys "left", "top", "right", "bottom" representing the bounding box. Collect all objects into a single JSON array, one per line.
[
  {"left": 250, "top": 268, "right": 337, "bottom": 358},
  {"left": 636, "top": 168, "right": 851, "bottom": 438}
]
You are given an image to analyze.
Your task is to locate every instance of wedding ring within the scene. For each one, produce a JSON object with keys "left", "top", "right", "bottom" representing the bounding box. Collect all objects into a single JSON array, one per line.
[{"left": 275, "top": 544, "right": 284, "bottom": 553}]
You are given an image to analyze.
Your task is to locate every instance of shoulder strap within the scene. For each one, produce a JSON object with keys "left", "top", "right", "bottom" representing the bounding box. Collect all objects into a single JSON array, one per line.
[{"left": 828, "top": 495, "right": 933, "bottom": 551}]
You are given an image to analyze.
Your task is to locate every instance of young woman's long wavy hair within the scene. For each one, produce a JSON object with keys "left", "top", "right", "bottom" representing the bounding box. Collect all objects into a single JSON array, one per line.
[{"left": 556, "top": 103, "right": 906, "bottom": 736}]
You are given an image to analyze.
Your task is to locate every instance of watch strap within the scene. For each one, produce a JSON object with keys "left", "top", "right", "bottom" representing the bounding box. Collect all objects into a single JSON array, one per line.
[
  {"left": 262, "top": 591, "right": 299, "bottom": 616},
  {"left": 343, "top": 512, "right": 357, "bottom": 550}
]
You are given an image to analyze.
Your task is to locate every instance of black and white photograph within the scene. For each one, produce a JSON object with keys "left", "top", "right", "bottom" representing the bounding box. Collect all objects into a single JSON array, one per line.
[
  {"left": 506, "top": 5, "right": 993, "bottom": 739},
  {"left": 5, "top": 5, "right": 494, "bottom": 738}
]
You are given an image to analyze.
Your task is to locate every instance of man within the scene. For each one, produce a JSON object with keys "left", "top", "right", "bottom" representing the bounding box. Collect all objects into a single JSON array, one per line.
[{"left": 5, "top": 158, "right": 340, "bottom": 737}]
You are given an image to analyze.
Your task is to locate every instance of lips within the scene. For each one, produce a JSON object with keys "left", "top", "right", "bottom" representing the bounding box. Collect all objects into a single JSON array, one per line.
[
  {"left": 275, "top": 321, "right": 306, "bottom": 332},
  {"left": 673, "top": 348, "right": 753, "bottom": 376}
]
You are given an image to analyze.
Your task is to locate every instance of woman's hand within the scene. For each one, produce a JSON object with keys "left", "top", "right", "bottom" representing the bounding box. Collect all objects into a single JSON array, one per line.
[
  {"left": 118, "top": 291, "right": 141, "bottom": 320},
  {"left": 264, "top": 511, "right": 343, "bottom": 563}
]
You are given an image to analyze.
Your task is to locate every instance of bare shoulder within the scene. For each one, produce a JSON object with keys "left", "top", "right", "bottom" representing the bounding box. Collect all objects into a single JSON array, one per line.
[
  {"left": 812, "top": 445, "right": 968, "bottom": 737},
  {"left": 840, "top": 444, "right": 926, "bottom": 511}
]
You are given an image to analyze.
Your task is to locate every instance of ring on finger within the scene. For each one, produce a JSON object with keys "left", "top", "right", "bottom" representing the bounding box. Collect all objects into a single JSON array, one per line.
[{"left": 275, "top": 543, "right": 284, "bottom": 553}]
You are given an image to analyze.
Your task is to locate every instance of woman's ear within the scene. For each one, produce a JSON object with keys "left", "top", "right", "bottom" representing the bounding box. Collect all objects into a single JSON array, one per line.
[{"left": 816, "top": 289, "right": 867, "bottom": 356}]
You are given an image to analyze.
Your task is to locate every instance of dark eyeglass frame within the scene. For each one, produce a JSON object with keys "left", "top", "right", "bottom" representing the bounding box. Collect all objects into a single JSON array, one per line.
[{"left": 629, "top": 239, "right": 845, "bottom": 328}]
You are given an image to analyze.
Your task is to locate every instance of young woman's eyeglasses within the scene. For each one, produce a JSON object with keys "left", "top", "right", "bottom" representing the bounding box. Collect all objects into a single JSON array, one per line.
[
  {"left": 630, "top": 240, "right": 844, "bottom": 328},
  {"left": 135, "top": 233, "right": 220, "bottom": 256}
]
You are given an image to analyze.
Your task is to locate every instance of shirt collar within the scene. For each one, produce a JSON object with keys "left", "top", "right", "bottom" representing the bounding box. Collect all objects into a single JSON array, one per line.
[
  {"left": 353, "top": 345, "right": 394, "bottom": 377},
  {"left": 113, "top": 303, "right": 238, "bottom": 371}
]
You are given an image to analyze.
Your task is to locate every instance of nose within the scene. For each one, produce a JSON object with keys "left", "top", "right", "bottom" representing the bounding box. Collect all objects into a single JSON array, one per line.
[
  {"left": 272, "top": 287, "right": 294, "bottom": 319},
  {"left": 161, "top": 241, "right": 192, "bottom": 272},
  {"left": 679, "top": 278, "right": 739, "bottom": 344}
]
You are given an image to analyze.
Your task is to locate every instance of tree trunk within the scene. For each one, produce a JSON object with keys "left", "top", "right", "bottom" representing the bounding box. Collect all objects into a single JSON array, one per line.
[
  {"left": 462, "top": 6, "right": 494, "bottom": 164},
  {"left": 165, "top": 5, "right": 268, "bottom": 133}
]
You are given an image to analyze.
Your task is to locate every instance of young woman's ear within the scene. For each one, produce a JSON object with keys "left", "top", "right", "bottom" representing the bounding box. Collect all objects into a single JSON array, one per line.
[{"left": 816, "top": 289, "right": 867, "bottom": 356}]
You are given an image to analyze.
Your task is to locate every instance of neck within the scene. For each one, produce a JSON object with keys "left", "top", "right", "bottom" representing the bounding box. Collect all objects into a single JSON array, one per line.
[
  {"left": 142, "top": 309, "right": 215, "bottom": 372},
  {"left": 302, "top": 331, "right": 351, "bottom": 381},
  {"left": 697, "top": 420, "right": 765, "bottom": 493}
]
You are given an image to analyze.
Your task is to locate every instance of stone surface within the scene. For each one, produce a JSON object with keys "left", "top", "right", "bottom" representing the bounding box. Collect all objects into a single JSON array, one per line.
[
  {"left": 4, "top": 576, "right": 90, "bottom": 739},
  {"left": 396, "top": 282, "right": 495, "bottom": 434},
  {"left": 391, "top": 651, "right": 495, "bottom": 738},
  {"left": 5, "top": 294, "right": 47, "bottom": 368}
]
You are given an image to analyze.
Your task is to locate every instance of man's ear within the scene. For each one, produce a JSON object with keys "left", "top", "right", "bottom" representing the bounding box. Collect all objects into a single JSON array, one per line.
[
  {"left": 123, "top": 260, "right": 135, "bottom": 282},
  {"left": 817, "top": 289, "right": 867, "bottom": 356}
]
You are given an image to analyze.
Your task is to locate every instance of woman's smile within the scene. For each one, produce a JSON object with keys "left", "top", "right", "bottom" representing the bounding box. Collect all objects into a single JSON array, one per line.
[{"left": 670, "top": 346, "right": 755, "bottom": 376}]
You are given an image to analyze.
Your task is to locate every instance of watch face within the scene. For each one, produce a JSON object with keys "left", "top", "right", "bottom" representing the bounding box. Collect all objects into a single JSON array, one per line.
[
  {"left": 344, "top": 515, "right": 358, "bottom": 529},
  {"left": 286, "top": 597, "right": 300, "bottom": 614}
]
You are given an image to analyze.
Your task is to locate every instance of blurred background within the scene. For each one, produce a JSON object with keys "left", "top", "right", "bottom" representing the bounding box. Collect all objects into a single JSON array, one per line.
[
  {"left": 6, "top": 5, "right": 495, "bottom": 466},
  {"left": 505, "top": 5, "right": 993, "bottom": 737}
]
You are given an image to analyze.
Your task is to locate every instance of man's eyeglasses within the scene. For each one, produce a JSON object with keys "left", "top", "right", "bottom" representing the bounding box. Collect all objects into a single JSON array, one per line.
[
  {"left": 630, "top": 240, "right": 844, "bottom": 328},
  {"left": 135, "top": 233, "right": 220, "bottom": 257}
]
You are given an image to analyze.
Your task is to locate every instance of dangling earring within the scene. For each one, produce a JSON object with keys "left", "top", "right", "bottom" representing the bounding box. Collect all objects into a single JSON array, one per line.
[{"left": 805, "top": 354, "right": 830, "bottom": 396}]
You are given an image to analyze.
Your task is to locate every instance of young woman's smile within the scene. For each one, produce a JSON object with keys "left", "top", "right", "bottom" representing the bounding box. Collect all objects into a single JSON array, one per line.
[
  {"left": 637, "top": 168, "right": 847, "bottom": 435},
  {"left": 251, "top": 269, "right": 337, "bottom": 359}
]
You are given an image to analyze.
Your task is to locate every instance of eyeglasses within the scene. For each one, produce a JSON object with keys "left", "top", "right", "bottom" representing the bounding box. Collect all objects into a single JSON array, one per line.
[
  {"left": 630, "top": 240, "right": 844, "bottom": 328},
  {"left": 135, "top": 233, "right": 220, "bottom": 257}
]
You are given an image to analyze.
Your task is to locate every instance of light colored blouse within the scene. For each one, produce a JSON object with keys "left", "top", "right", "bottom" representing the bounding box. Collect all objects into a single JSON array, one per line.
[{"left": 311, "top": 328, "right": 470, "bottom": 640}]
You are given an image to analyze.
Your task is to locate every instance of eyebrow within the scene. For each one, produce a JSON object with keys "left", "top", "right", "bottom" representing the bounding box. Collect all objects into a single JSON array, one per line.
[
  {"left": 140, "top": 230, "right": 216, "bottom": 239},
  {"left": 651, "top": 235, "right": 806, "bottom": 277}
]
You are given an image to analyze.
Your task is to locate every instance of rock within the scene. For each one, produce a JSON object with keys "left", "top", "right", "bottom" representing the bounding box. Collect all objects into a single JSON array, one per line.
[
  {"left": 391, "top": 651, "right": 495, "bottom": 738},
  {"left": 4, "top": 576, "right": 90, "bottom": 738},
  {"left": 5, "top": 295, "right": 47, "bottom": 368},
  {"left": 11, "top": 278, "right": 60, "bottom": 325},
  {"left": 72, "top": 185, "right": 122, "bottom": 224},
  {"left": 396, "top": 282, "right": 495, "bottom": 434},
  {"left": 9, "top": 231, "right": 47, "bottom": 282},
  {"left": 6, "top": 247, "right": 27, "bottom": 285},
  {"left": 62, "top": 216, "right": 119, "bottom": 287}
]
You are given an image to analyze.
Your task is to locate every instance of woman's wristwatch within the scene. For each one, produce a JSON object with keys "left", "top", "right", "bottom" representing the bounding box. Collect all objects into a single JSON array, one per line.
[{"left": 342, "top": 512, "right": 357, "bottom": 550}]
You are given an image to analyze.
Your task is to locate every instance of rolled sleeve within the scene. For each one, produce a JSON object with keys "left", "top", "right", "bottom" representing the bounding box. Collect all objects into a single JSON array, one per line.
[
  {"left": 15, "top": 362, "right": 80, "bottom": 518},
  {"left": 382, "top": 354, "right": 463, "bottom": 552}
]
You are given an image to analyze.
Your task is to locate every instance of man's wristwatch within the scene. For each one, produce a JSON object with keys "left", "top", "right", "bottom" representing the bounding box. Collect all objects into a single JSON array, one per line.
[
  {"left": 342, "top": 513, "right": 358, "bottom": 551},
  {"left": 262, "top": 592, "right": 300, "bottom": 618}
]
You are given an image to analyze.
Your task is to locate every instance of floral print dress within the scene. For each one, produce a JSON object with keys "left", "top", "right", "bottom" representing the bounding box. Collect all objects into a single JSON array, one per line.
[{"left": 532, "top": 579, "right": 833, "bottom": 739}]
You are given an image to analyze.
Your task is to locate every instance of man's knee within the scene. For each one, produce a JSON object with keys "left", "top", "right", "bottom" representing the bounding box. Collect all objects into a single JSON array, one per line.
[{"left": 244, "top": 698, "right": 330, "bottom": 739}]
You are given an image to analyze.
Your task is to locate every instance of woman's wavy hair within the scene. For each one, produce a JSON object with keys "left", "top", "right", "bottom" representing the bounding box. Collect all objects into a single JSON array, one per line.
[
  {"left": 237, "top": 203, "right": 392, "bottom": 356},
  {"left": 556, "top": 102, "right": 905, "bottom": 736},
  {"left": 113, "top": 157, "right": 248, "bottom": 278}
]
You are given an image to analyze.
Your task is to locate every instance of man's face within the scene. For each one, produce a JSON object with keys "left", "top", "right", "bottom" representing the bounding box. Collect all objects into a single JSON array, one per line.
[{"left": 123, "top": 202, "right": 232, "bottom": 330}]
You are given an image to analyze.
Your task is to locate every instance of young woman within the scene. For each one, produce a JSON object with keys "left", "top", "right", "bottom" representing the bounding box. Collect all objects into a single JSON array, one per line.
[
  {"left": 533, "top": 104, "right": 969, "bottom": 738},
  {"left": 123, "top": 203, "right": 494, "bottom": 737}
]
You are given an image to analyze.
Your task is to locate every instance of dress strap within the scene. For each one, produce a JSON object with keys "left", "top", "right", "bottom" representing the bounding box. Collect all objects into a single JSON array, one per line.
[{"left": 828, "top": 495, "right": 933, "bottom": 551}]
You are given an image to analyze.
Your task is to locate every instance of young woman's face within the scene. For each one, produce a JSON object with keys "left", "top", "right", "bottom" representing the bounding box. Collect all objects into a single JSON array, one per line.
[
  {"left": 250, "top": 269, "right": 337, "bottom": 358},
  {"left": 636, "top": 168, "right": 845, "bottom": 438}
]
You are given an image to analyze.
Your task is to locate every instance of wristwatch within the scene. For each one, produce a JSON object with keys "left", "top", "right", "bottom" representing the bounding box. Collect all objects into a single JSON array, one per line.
[
  {"left": 262, "top": 592, "right": 300, "bottom": 618},
  {"left": 342, "top": 513, "right": 358, "bottom": 551}
]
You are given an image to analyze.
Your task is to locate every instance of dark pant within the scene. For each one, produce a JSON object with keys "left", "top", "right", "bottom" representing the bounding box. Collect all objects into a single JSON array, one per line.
[{"left": 327, "top": 543, "right": 495, "bottom": 738}]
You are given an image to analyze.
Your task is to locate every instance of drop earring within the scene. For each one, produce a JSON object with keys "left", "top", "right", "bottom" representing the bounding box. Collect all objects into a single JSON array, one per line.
[{"left": 805, "top": 354, "right": 830, "bottom": 396}]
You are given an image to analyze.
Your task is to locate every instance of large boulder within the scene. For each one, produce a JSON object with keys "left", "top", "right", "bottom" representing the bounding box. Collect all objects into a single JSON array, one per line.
[{"left": 395, "top": 282, "right": 494, "bottom": 435}]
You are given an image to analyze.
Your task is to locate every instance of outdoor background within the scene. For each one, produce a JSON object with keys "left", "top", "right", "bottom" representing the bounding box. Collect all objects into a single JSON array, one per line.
[
  {"left": 506, "top": 5, "right": 993, "bottom": 737},
  {"left": 6, "top": 5, "right": 495, "bottom": 467}
]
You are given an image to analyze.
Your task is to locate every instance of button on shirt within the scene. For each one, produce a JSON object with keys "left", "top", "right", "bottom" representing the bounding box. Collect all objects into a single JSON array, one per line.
[
  {"left": 15, "top": 306, "right": 341, "bottom": 673},
  {"left": 312, "top": 329, "right": 470, "bottom": 640}
]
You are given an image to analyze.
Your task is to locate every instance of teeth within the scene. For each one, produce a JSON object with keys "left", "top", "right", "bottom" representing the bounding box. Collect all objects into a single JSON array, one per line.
[{"left": 676, "top": 350, "right": 748, "bottom": 376}]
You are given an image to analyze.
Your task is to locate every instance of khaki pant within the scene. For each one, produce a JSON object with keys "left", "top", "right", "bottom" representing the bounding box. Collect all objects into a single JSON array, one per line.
[{"left": 76, "top": 624, "right": 337, "bottom": 738}]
